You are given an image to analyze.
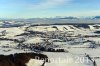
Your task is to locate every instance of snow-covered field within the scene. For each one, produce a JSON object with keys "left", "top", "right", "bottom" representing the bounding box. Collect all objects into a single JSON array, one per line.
[{"left": 0, "top": 23, "right": 100, "bottom": 66}]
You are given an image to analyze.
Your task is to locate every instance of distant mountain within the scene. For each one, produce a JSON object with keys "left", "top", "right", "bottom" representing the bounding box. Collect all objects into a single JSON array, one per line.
[
  {"left": 55, "top": 16, "right": 78, "bottom": 19},
  {"left": 93, "top": 16, "right": 100, "bottom": 19},
  {"left": 0, "top": 16, "right": 100, "bottom": 24}
]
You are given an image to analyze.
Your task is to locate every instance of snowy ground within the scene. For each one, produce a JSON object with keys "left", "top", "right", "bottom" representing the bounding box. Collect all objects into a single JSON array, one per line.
[
  {"left": 0, "top": 24, "right": 100, "bottom": 66},
  {"left": 43, "top": 52, "right": 93, "bottom": 66}
]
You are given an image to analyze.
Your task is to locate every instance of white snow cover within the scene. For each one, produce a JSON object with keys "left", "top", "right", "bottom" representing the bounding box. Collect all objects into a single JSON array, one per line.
[
  {"left": 24, "top": 52, "right": 94, "bottom": 66},
  {"left": 28, "top": 26, "right": 57, "bottom": 32},
  {"left": 85, "top": 37, "right": 100, "bottom": 44},
  {"left": 43, "top": 52, "right": 93, "bottom": 66},
  {"left": 0, "top": 40, "right": 17, "bottom": 47},
  {"left": 0, "top": 24, "right": 100, "bottom": 66},
  {"left": 24, "top": 37, "right": 44, "bottom": 44},
  {"left": 55, "top": 25, "right": 75, "bottom": 31},
  {"left": 27, "top": 25, "right": 76, "bottom": 32},
  {"left": 0, "top": 47, "right": 35, "bottom": 55},
  {"left": 26, "top": 59, "right": 44, "bottom": 66},
  {"left": 0, "top": 27, "right": 24, "bottom": 37}
]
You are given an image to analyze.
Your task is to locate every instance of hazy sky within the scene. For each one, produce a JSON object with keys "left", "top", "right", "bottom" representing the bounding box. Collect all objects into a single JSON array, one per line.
[{"left": 0, "top": 0, "right": 100, "bottom": 18}]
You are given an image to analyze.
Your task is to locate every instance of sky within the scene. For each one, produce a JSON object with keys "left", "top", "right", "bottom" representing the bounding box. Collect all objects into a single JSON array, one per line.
[{"left": 0, "top": 0, "right": 100, "bottom": 18}]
